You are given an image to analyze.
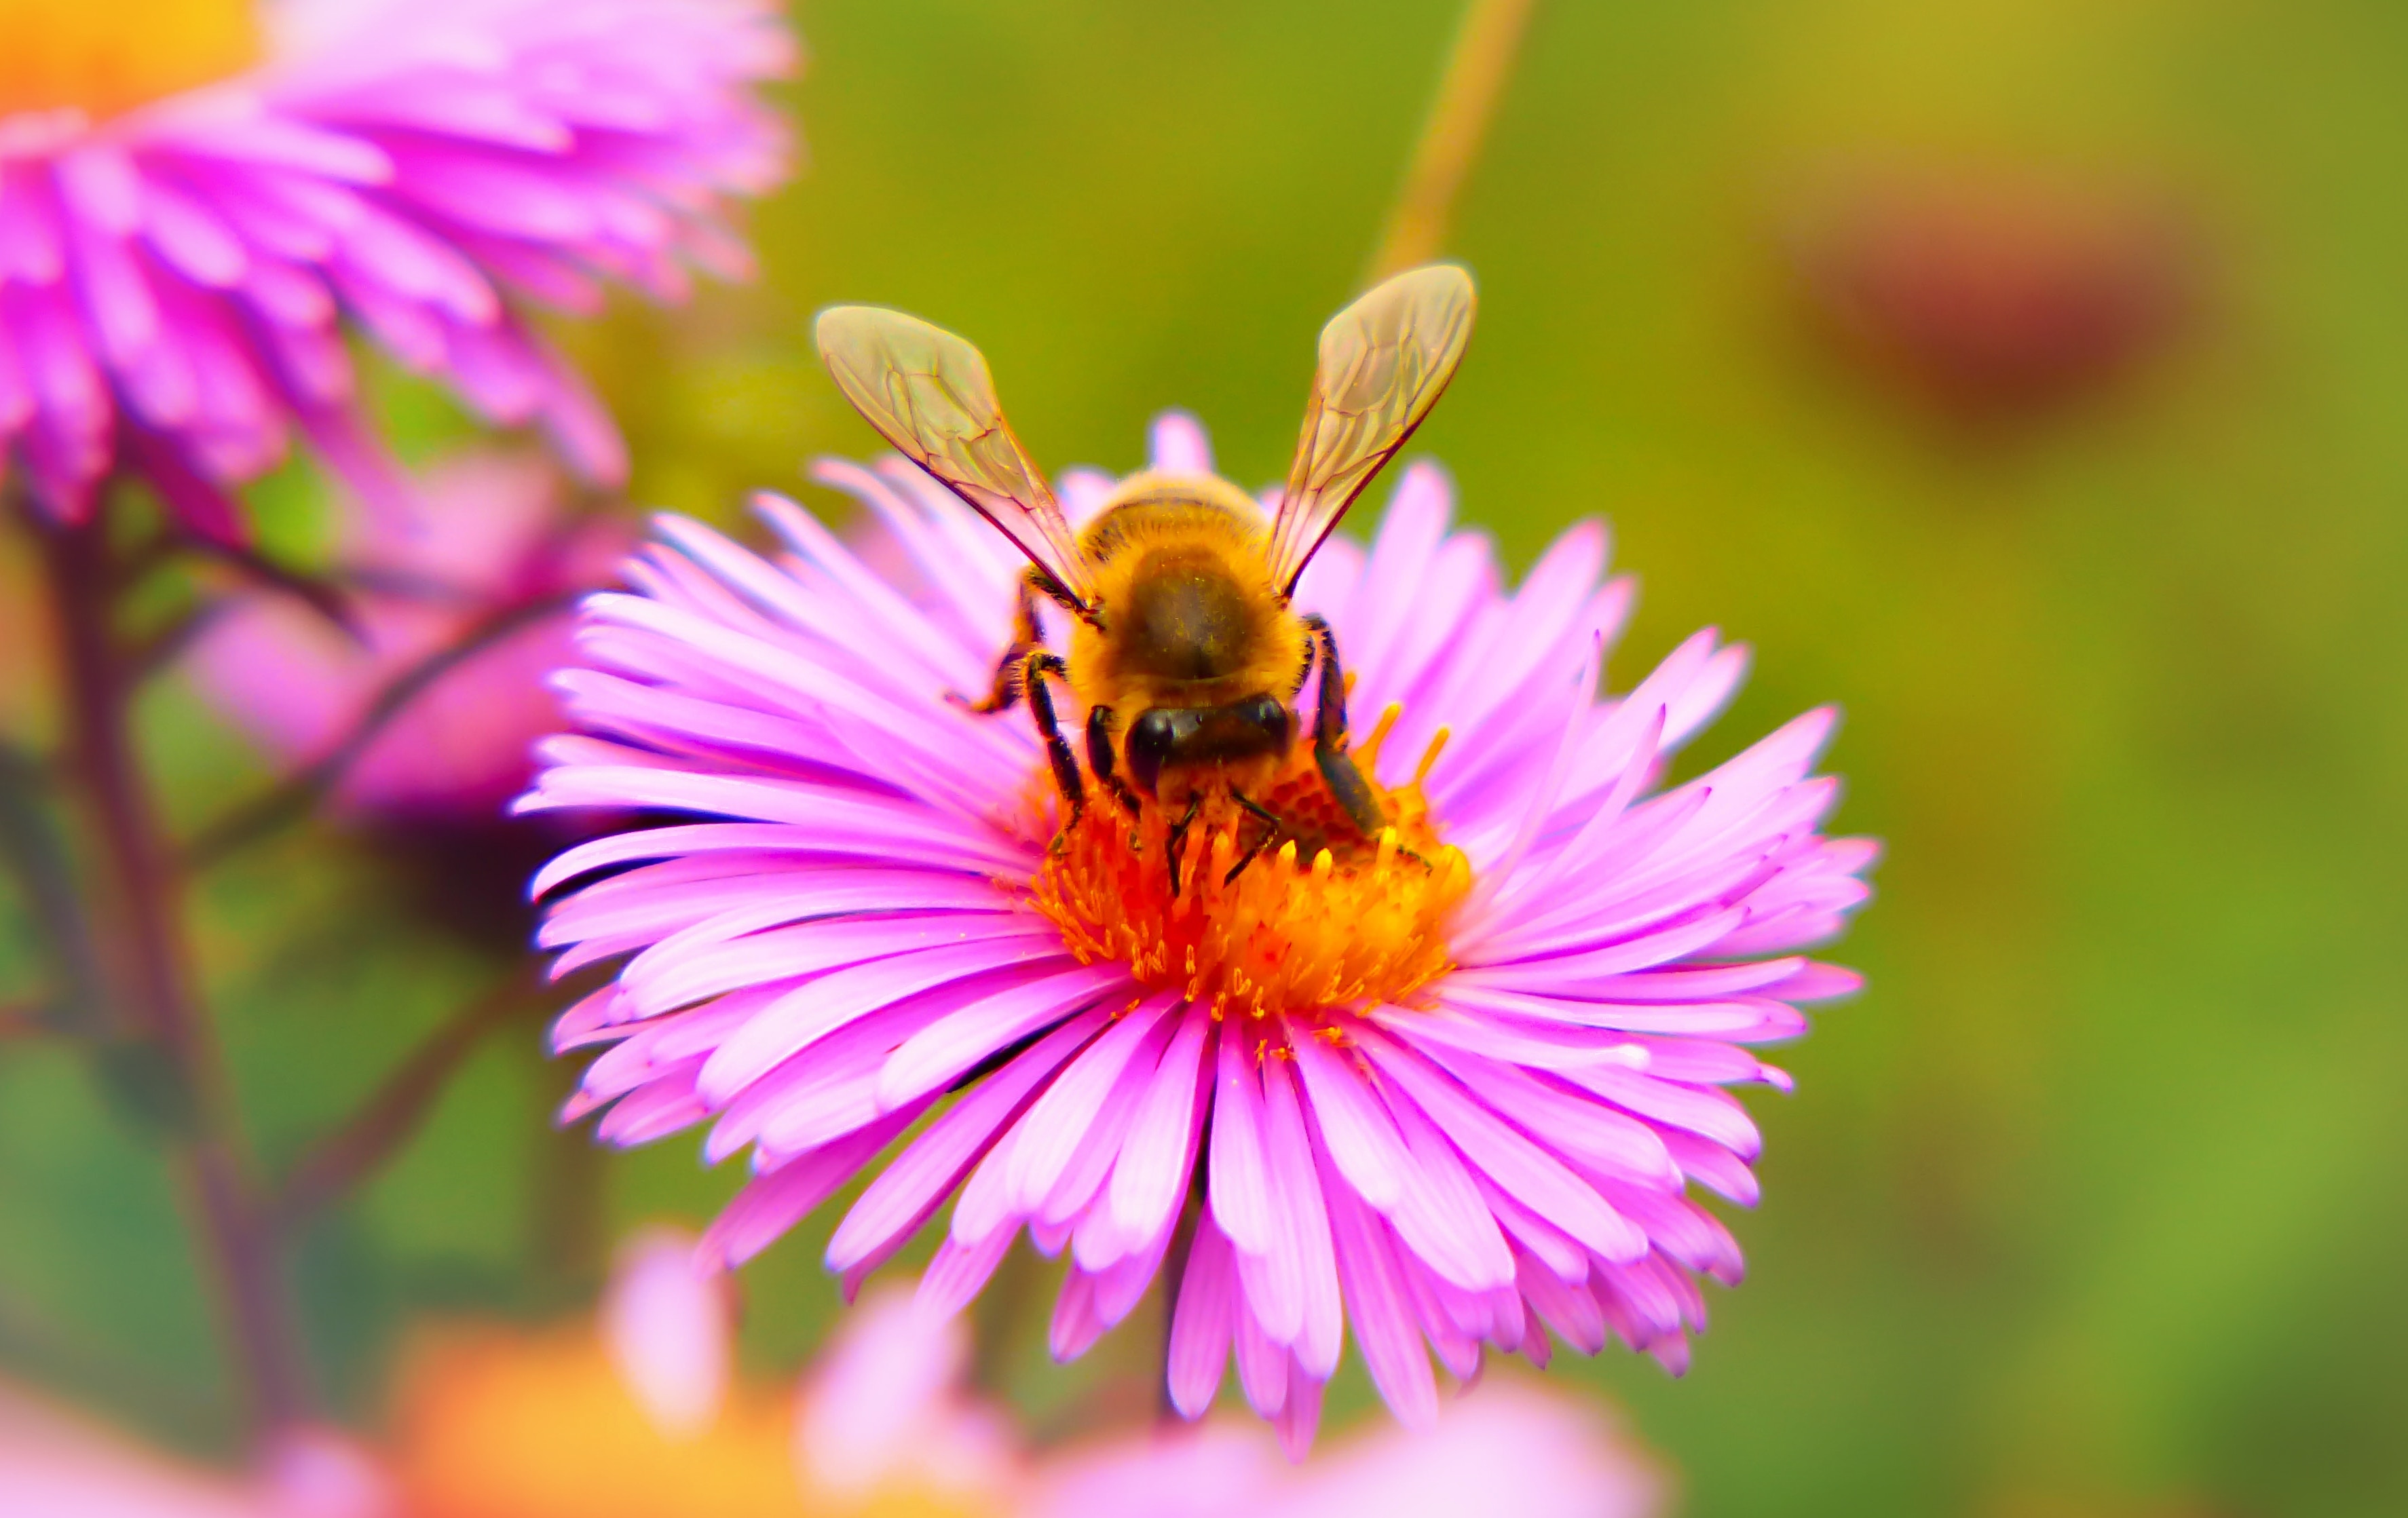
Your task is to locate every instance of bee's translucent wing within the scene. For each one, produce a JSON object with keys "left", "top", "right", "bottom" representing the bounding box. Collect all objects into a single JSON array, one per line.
[
  {"left": 1267, "top": 264, "right": 1478, "bottom": 596},
  {"left": 814, "top": 306, "right": 1093, "bottom": 605}
]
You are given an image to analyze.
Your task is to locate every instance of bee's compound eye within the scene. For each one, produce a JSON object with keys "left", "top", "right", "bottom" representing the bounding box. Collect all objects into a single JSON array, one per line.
[
  {"left": 1245, "top": 695, "right": 1292, "bottom": 748},
  {"left": 1127, "top": 708, "right": 1179, "bottom": 796}
]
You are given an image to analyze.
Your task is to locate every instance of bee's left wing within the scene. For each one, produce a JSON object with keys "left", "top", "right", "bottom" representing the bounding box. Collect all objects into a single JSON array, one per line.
[
  {"left": 1266, "top": 263, "right": 1478, "bottom": 596},
  {"left": 815, "top": 305, "right": 1094, "bottom": 608}
]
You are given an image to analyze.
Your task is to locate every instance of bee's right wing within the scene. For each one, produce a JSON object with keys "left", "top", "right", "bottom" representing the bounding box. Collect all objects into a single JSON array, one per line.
[
  {"left": 1266, "top": 263, "right": 1478, "bottom": 597},
  {"left": 814, "top": 306, "right": 1094, "bottom": 608}
]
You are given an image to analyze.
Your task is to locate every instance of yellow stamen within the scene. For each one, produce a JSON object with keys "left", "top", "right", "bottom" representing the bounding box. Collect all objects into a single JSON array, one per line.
[
  {"left": 1356, "top": 702, "right": 1405, "bottom": 772},
  {"left": 0, "top": 0, "right": 261, "bottom": 120},
  {"left": 1414, "top": 726, "right": 1451, "bottom": 786},
  {"left": 1026, "top": 717, "right": 1471, "bottom": 1027}
]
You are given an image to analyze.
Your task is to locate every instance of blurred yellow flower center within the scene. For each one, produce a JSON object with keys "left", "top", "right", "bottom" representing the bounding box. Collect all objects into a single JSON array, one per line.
[
  {"left": 0, "top": 0, "right": 261, "bottom": 120},
  {"left": 1030, "top": 703, "right": 1469, "bottom": 1023}
]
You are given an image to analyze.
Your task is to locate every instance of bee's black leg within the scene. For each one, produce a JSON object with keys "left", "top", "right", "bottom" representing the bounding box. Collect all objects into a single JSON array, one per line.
[
  {"left": 1223, "top": 790, "right": 1283, "bottom": 886},
  {"left": 1300, "top": 613, "right": 1387, "bottom": 837},
  {"left": 1165, "top": 793, "right": 1202, "bottom": 896},
  {"left": 1022, "top": 651, "right": 1085, "bottom": 843},
  {"left": 1233, "top": 791, "right": 1281, "bottom": 830},
  {"left": 1084, "top": 704, "right": 1143, "bottom": 817},
  {"left": 962, "top": 575, "right": 1046, "bottom": 714}
]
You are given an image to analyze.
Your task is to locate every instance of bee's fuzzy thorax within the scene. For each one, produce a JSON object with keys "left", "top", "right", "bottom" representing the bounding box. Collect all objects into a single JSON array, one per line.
[{"left": 1067, "top": 474, "right": 1306, "bottom": 715}]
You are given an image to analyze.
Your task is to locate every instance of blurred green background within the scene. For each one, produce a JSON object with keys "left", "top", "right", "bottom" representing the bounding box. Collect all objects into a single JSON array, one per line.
[{"left": 5, "top": 1, "right": 2408, "bottom": 1514}]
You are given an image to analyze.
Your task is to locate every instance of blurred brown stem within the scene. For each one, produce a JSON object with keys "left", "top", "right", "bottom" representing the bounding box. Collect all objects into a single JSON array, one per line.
[
  {"left": 177, "top": 531, "right": 360, "bottom": 634},
  {"left": 126, "top": 601, "right": 224, "bottom": 683},
  {"left": 529, "top": 1031, "right": 610, "bottom": 1297},
  {"left": 35, "top": 509, "right": 314, "bottom": 1437},
  {"left": 274, "top": 963, "right": 562, "bottom": 1225},
  {"left": 0, "top": 737, "right": 109, "bottom": 1034},
  {"left": 1366, "top": 0, "right": 1539, "bottom": 282},
  {"left": 968, "top": 1238, "right": 1038, "bottom": 1401},
  {"left": 183, "top": 588, "right": 579, "bottom": 869}
]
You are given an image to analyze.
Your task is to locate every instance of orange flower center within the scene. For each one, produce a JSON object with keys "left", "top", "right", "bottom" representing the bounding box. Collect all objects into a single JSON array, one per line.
[
  {"left": 1029, "top": 704, "right": 1470, "bottom": 1023},
  {"left": 0, "top": 0, "right": 261, "bottom": 121}
]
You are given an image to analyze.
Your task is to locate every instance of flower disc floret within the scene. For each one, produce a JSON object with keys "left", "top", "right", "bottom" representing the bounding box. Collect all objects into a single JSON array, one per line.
[{"left": 1031, "top": 723, "right": 1469, "bottom": 1022}]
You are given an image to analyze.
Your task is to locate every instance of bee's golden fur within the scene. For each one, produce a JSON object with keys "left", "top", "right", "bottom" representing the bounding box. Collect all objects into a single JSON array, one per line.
[{"left": 1064, "top": 470, "right": 1309, "bottom": 738}]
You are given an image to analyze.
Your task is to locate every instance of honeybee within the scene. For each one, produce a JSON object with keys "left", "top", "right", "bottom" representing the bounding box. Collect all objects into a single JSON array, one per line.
[{"left": 813, "top": 264, "right": 1476, "bottom": 889}]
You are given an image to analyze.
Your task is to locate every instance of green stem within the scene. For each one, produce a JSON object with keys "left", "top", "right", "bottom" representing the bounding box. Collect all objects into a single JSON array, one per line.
[{"left": 1366, "top": 0, "right": 1541, "bottom": 282}]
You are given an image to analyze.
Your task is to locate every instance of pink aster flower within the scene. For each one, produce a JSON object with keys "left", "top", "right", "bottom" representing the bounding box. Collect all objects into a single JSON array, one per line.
[
  {"left": 523, "top": 413, "right": 1875, "bottom": 1447},
  {"left": 189, "top": 448, "right": 631, "bottom": 821},
  {"left": 0, "top": 0, "right": 791, "bottom": 539}
]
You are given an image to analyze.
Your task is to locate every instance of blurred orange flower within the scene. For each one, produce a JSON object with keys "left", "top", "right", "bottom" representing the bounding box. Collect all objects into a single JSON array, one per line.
[{"left": 386, "top": 1229, "right": 1013, "bottom": 1518}]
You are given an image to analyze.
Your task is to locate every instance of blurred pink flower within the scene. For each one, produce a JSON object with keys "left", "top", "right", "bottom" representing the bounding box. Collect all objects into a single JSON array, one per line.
[
  {"left": 189, "top": 449, "right": 631, "bottom": 822},
  {"left": 802, "top": 1271, "right": 1670, "bottom": 1518},
  {"left": 0, "top": 0, "right": 792, "bottom": 538},
  {"left": 1789, "top": 167, "right": 2192, "bottom": 432},
  {"left": 0, "top": 1379, "right": 388, "bottom": 1518},
  {"left": 791, "top": 1284, "right": 1020, "bottom": 1508},
  {"left": 1028, "top": 1380, "right": 1666, "bottom": 1518}
]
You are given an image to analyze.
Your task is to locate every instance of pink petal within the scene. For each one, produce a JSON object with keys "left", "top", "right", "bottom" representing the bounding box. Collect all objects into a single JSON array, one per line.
[
  {"left": 1207, "top": 1025, "right": 1277, "bottom": 1255},
  {"left": 916, "top": 1228, "right": 1015, "bottom": 1320},
  {"left": 1004, "top": 995, "right": 1180, "bottom": 1215},
  {"left": 1317, "top": 1143, "right": 1438, "bottom": 1430},
  {"left": 697, "top": 1109, "right": 920, "bottom": 1270},
  {"left": 1287, "top": 1029, "right": 1408, "bottom": 1211},
  {"left": 828, "top": 1012, "right": 1106, "bottom": 1274},
  {"left": 876, "top": 964, "right": 1131, "bottom": 1111},
  {"left": 1104, "top": 1005, "right": 1214, "bottom": 1247},
  {"left": 1167, "top": 1220, "right": 1236, "bottom": 1418},
  {"left": 1258, "top": 1056, "right": 1343, "bottom": 1376}
]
